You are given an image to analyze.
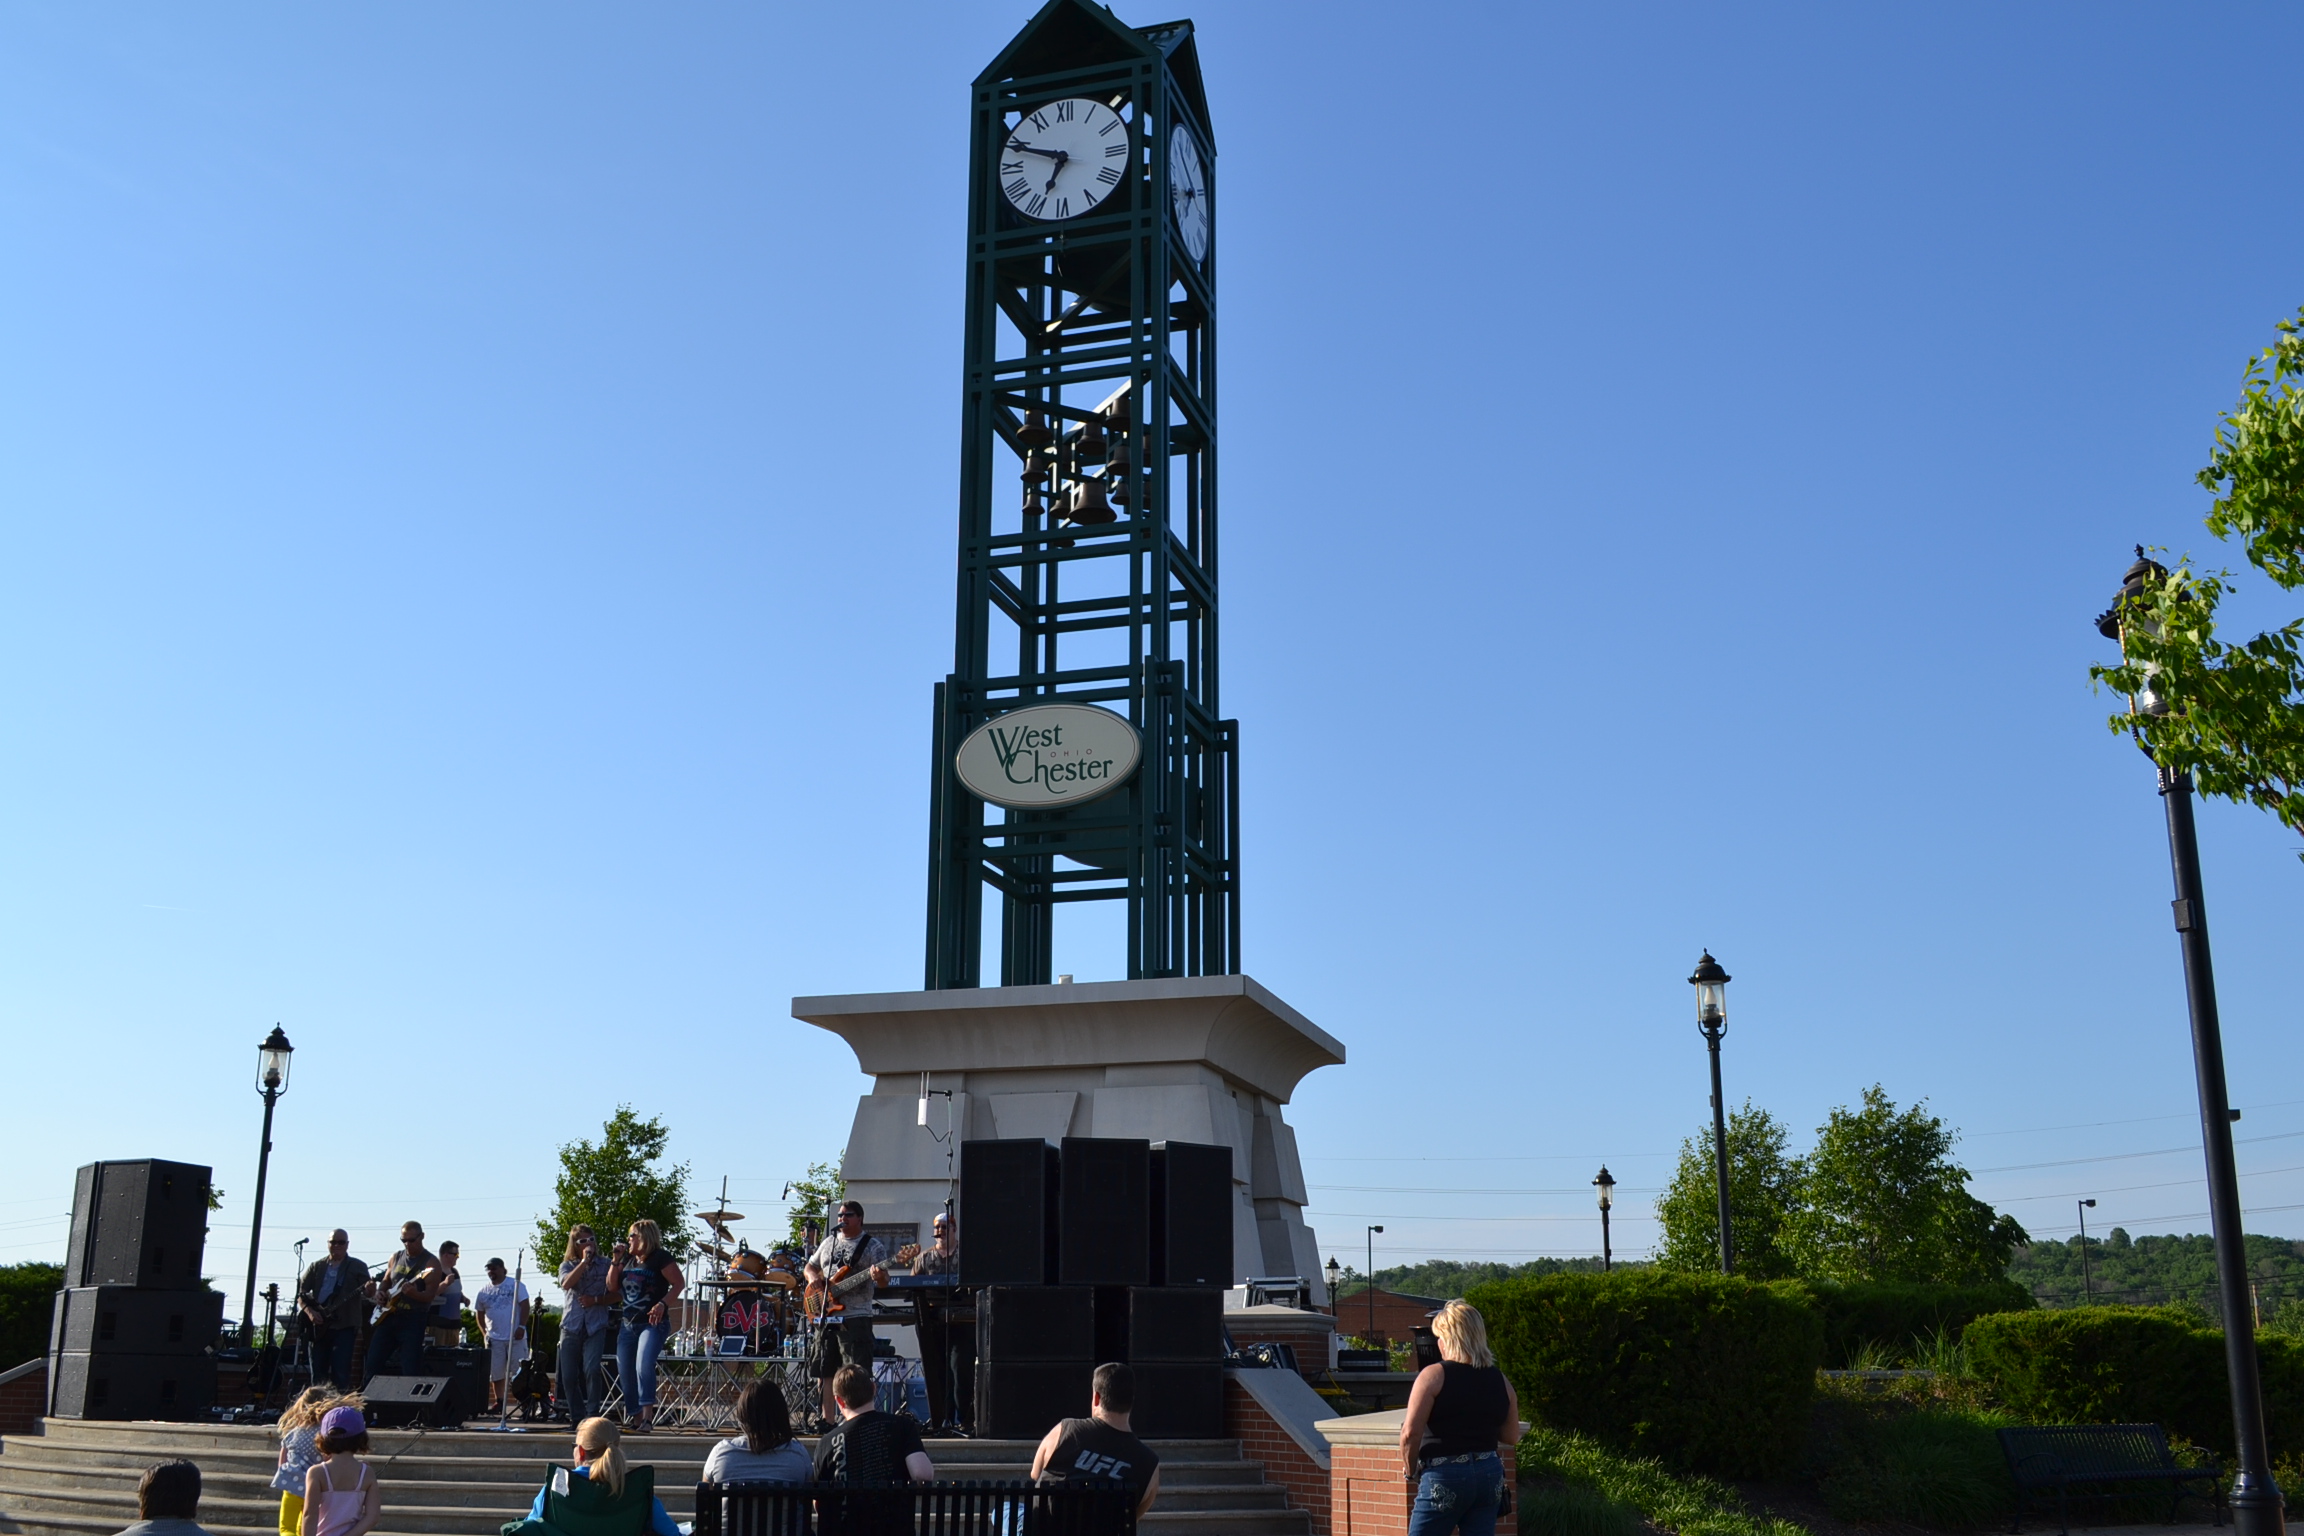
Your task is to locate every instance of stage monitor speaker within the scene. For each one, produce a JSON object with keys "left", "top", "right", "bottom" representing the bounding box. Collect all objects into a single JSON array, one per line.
[
  {"left": 975, "top": 1358, "right": 1093, "bottom": 1441},
  {"left": 1150, "top": 1141, "right": 1233, "bottom": 1287},
  {"left": 362, "top": 1374, "right": 458, "bottom": 1427},
  {"left": 65, "top": 1161, "right": 212, "bottom": 1291},
  {"left": 422, "top": 1345, "right": 488, "bottom": 1422},
  {"left": 1128, "top": 1361, "right": 1224, "bottom": 1439},
  {"left": 1119, "top": 1286, "right": 1223, "bottom": 1362},
  {"left": 47, "top": 1351, "right": 216, "bottom": 1421},
  {"left": 50, "top": 1287, "right": 225, "bottom": 1357},
  {"left": 1058, "top": 1138, "right": 1150, "bottom": 1286},
  {"left": 960, "top": 1140, "right": 1060, "bottom": 1287},
  {"left": 979, "top": 1285, "right": 1092, "bottom": 1361}
]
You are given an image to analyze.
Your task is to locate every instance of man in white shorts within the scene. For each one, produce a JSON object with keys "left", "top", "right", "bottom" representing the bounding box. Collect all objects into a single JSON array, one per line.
[{"left": 473, "top": 1257, "right": 530, "bottom": 1413}]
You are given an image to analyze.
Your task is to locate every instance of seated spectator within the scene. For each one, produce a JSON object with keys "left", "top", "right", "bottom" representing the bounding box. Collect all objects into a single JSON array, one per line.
[
  {"left": 1030, "top": 1362, "right": 1162, "bottom": 1522},
  {"left": 116, "top": 1460, "right": 212, "bottom": 1536},
  {"left": 813, "top": 1364, "right": 933, "bottom": 1484},
  {"left": 516, "top": 1417, "right": 679, "bottom": 1536},
  {"left": 702, "top": 1380, "right": 812, "bottom": 1484}
]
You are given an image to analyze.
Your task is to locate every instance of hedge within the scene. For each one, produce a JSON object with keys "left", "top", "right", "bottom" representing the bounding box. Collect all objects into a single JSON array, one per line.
[
  {"left": 1965, "top": 1305, "right": 2304, "bottom": 1460},
  {"left": 1467, "top": 1271, "right": 1823, "bottom": 1478},
  {"left": 1802, "top": 1278, "right": 2033, "bottom": 1366}
]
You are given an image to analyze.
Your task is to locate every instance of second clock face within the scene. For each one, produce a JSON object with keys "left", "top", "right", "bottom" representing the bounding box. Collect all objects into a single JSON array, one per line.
[
  {"left": 1001, "top": 97, "right": 1129, "bottom": 222},
  {"left": 1169, "top": 123, "right": 1209, "bottom": 264}
]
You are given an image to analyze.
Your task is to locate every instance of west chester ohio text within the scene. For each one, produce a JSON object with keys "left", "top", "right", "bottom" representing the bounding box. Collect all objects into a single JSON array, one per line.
[{"left": 986, "top": 721, "right": 1122, "bottom": 795}]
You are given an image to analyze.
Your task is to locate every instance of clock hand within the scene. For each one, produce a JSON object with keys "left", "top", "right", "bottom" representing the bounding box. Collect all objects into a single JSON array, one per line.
[
  {"left": 1043, "top": 149, "right": 1070, "bottom": 192},
  {"left": 1007, "top": 141, "right": 1065, "bottom": 161}
]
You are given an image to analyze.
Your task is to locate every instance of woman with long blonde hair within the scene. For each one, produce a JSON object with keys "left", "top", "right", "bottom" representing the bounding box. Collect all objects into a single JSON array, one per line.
[
  {"left": 606, "top": 1220, "right": 685, "bottom": 1432},
  {"left": 516, "top": 1417, "right": 680, "bottom": 1536},
  {"left": 1397, "top": 1300, "right": 1521, "bottom": 1536}
]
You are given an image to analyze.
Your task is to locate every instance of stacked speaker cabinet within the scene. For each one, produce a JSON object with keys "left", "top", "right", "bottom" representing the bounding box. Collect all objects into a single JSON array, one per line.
[
  {"left": 50, "top": 1161, "right": 217, "bottom": 1421},
  {"left": 1057, "top": 1138, "right": 1150, "bottom": 1285},
  {"left": 1150, "top": 1141, "right": 1232, "bottom": 1287},
  {"left": 960, "top": 1140, "right": 1061, "bottom": 1287},
  {"left": 975, "top": 1285, "right": 1094, "bottom": 1439},
  {"left": 1109, "top": 1286, "right": 1223, "bottom": 1437}
]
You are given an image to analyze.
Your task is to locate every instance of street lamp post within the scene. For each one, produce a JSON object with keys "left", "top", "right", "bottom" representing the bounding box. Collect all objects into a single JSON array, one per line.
[
  {"left": 2077, "top": 1199, "right": 2098, "bottom": 1303},
  {"left": 1365, "top": 1226, "right": 1383, "bottom": 1340},
  {"left": 2099, "top": 555, "right": 2284, "bottom": 1536},
  {"left": 1324, "top": 1256, "right": 1342, "bottom": 1319},
  {"left": 240, "top": 1026, "right": 294, "bottom": 1346},
  {"left": 1689, "top": 952, "right": 1734, "bottom": 1276},
  {"left": 1593, "top": 1167, "right": 1617, "bottom": 1272}
]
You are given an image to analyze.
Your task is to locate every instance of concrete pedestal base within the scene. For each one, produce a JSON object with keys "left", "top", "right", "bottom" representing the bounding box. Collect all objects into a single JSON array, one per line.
[{"left": 792, "top": 976, "right": 1345, "bottom": 1293}]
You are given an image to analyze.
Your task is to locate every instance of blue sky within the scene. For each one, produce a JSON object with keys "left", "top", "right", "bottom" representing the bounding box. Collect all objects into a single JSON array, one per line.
[{"left": 4, "top": 3, "right": 2302, "bottom": 1310}]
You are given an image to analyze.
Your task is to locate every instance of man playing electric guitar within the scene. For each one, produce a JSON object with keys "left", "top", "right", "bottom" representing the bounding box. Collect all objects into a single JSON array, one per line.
[
  {"left": 361, "top": 1220, "right": 444, "bottom": 1383},
  {"left": 804, "top": 1200, "right": 891, "bottom": 1427}
]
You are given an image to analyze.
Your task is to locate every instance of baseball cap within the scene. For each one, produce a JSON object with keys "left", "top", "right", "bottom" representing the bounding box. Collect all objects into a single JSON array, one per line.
[{"left": 320, "top": 1405, "right": 367, "bottom": 1438}]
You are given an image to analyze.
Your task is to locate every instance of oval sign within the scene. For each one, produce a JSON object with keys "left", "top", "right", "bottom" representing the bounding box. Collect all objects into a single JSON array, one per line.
[{"left": 955, "top": 702, "right": 1141, "bottom": 810}]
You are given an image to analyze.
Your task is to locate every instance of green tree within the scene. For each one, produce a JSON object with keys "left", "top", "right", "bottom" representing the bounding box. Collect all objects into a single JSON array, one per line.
[
  {"left": 2093, "top": 307, "right": 2304, "bottom": 856},
  {"left": 1779, "top": 1086, "right": 2025, "bottom": 1285},
  {"left": 1653, "top": 1101, "right": 1802, "bottom": 1280},
  {"left": 0, "top": 1262, "right": 63, "bottom": 1369},
  {"left": 532, "top": 1107, "right": 693, "bottom": 1267},
  {"left": 781, "top": 1159, "right": 845, "bottom": 1249}
]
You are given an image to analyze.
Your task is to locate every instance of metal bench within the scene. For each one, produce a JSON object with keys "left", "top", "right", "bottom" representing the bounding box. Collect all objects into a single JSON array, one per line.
[
  {"left": 694, "top": 1478, "right": 1136, "bottom": 1536},
  {"left": 1996, "top": 1424, "right": 2225, "bottom": 1534}
]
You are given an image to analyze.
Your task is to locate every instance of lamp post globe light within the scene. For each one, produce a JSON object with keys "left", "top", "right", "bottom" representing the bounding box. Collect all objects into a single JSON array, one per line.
[
  {"left": 2077, "top": 1198, "right": 2098, "bottom": 1302},
  {"left": 1593, "top": 1166, "right": 1616, "bottom": 1273},
  {"left": 241, "top": 1026, "right": 294, "bottom": 1345},
  {"left": 2098, "top": 555, "right": 2283, "bottom": 1536},
  {"left": 1324, "top": 1256, "right": 1342, "bottom": 1318},
  {"left": 1689, "top": 951, "right": 1734, "bottom": 1276},
  {"left": 1365, "top": 1225, "right": 1383, "bottom": 1340}
]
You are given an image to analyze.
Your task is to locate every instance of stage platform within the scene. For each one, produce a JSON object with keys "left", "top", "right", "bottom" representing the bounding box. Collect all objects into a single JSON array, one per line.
[{"left": 0, "top": 1416, "right": 1306, "bottom": 1536}]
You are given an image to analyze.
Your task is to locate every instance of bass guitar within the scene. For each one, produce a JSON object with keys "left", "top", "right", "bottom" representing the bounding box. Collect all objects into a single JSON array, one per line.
[{"left": 805, "top": 1244, "right": 919, "bottom": 1320}]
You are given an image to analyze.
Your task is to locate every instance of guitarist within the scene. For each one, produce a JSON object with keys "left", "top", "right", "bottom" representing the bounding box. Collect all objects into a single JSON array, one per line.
[
  {"left": 803, "top": 1200, "right": 889, "bottom": 1427},
  {"left": 361, "top": 1220, "right": 443, "bottom": 1383}
]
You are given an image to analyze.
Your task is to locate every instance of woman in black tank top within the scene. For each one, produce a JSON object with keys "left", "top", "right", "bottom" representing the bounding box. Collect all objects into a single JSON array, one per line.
[{"left": 1398, "top": 1301, "right": 1521, "bottom": 1536}]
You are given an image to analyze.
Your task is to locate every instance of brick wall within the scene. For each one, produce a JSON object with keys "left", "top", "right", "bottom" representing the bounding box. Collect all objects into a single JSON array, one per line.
[
  {"left": 1224, "top": 1377, "right": 1329, "bottom": 1535},
  {"left": 1327, "top": 1432, "right": 1516, "bottom": 1536},
  {"left": 0, "top": 1360, "right": 48, "bottom": 1436},
  {"left": 1334, "top": 1290, "right": 1444, "bottom": 1348}
]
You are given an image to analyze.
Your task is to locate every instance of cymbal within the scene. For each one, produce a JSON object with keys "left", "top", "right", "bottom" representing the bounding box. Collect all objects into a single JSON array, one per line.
[
  {"left": 695, "top": 1209, "right": 745, "bottom": 1225},
  {"left": 696, "top": 1242, "right": 732, "bottom": 1260}
]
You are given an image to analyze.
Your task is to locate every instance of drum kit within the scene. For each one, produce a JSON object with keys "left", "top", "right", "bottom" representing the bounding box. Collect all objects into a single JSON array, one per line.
[{"left": 680, "top": 1206, "right": 808, "bottom": 1358}]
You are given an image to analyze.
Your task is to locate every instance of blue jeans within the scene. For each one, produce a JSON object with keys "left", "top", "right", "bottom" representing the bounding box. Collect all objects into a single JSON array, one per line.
[
  {"left": 1408, "top": 1455, "right": 1504, "bottom": 1536},
  {"left": 616, "top": 1318, "right": 668, "bottom": 1411},
  {"left": 559, "top": 1322, "right": 610, "bottom": 1421},
  {"left": 311, "top": 1323, "right": 358, "bottom": 1389},
  {"left": 363, "top": 1310, "right": 429, "bottom": 1382}
]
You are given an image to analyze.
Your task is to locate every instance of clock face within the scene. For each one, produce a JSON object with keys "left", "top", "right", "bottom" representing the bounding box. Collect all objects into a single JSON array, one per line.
[
  {"left": 1169, "top": 123, "right": 1209, "bottom": 264},
  {"left": 1000, "top": 97, "right": 1130, "bottom": 222}
]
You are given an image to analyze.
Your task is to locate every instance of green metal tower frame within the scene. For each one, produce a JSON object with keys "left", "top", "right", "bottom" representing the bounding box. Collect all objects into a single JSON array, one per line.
[{"left": 926, "top": 0, "right": 1235, "bottom": 988}]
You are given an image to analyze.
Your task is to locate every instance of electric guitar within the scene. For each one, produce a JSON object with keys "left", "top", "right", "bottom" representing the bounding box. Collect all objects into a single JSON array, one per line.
[
  {"left": 805, "top": 1244, "right": 919, "bottom": 1320},
  {"left": 366, "top": 1266, "right": 438, "bottom": 1326}
]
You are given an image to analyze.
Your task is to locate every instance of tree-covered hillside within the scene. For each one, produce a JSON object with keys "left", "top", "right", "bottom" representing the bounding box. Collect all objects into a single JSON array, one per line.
[
  {"left": 2007, "top": 1229, "right": 2304, "bottom": 1323},
  {"left": 1332, "top": 1256, "right": 1617, "bottom": 1301}
]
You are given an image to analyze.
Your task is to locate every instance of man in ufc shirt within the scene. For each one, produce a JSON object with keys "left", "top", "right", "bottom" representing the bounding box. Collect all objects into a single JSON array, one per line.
[{"left": 1030, "top": 1362, "right": 1162, "bottom": 1521}]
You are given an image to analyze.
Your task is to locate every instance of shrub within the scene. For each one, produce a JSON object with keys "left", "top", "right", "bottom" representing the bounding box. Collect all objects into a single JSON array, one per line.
[
  {"left": 1468, "top": 1270, "right": 1823, "bottom": 1478},
  {"left": 1818, "top": 1408, "right": 2014, "bottom": 1531},
  {"left": 0, "top": 1263, "right": 62, "bottom": 1370},
  {"left": 1965, "top": 1305, "right": 2304, "bottom": 1459},
  {"left": 1804, "top": 1278, "right": 2032, "bottom": 1367}
]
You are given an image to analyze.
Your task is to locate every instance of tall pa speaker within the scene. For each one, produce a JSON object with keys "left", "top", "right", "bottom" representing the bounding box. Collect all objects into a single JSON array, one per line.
[
  {"left": 960, "top": 1140, "right": 1059, "bottom": 1287},
  {"left": 65, "top": 1161, "right": 211, "bottom": 1291},
  {"left": 1151, "top": 1141, "right": 1233, "bottom": 1287},
  {"left": 1058, "top": 1138, "right": 1149, "bottom": 1286}
]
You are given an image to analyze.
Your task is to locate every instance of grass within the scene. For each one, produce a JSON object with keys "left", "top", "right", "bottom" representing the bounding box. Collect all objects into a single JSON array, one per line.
[
  {"left": 1519, "top": 1427, "right": 1807, "bottom": 1536},
  {"left": 1816, "top": 1409, "right": 2014, "bottom": 1531}
]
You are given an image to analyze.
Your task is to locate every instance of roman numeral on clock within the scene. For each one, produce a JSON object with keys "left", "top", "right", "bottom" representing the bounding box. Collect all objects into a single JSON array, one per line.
[
  {"left": 1025, "top": 193, "right": 1047, "bottom": 216},
  {"left": 1055, "top": 101, "right": 1074, "bottom": 121},
  {"left": 1006, "top": 178, "right": 1031, "bottom": 200},
  {"left": 1097, "top": 167, "right": 1121, "bottom": 186},
  {"left": 1105, "top": 142, "right": 1127, "bottom": 157}
]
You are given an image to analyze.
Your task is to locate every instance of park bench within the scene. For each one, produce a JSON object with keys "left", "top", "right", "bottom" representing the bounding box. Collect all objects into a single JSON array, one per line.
[
  {"left": 1996, "top": 1424, "right": 2225, "bottom": 1534},
  {"left": 693, "top": 1477, "right": 1135, "bottom": 1536}
]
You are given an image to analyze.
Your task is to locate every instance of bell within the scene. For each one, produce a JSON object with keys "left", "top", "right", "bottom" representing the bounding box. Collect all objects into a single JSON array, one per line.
[
  {"left": 1074, "top": 417, "right": 1106, "bottom": 461},
  {"left": 1016, "top": 410, "right": 1054, "bottom": 450},
  {"left": 1109, "top": 474, "right": 1130, "bottom": 508},
  {"left": 1021, "top": 449, "right": 1053, "bottom": 482},
  {"left": 1068, "top": 477, "right": 1115, "bottom": 524}
]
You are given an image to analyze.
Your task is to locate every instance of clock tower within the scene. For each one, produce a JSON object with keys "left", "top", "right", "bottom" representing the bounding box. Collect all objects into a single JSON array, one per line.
[{"left": 924, "top": 0, "right": 1232, "bottom": 989}]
